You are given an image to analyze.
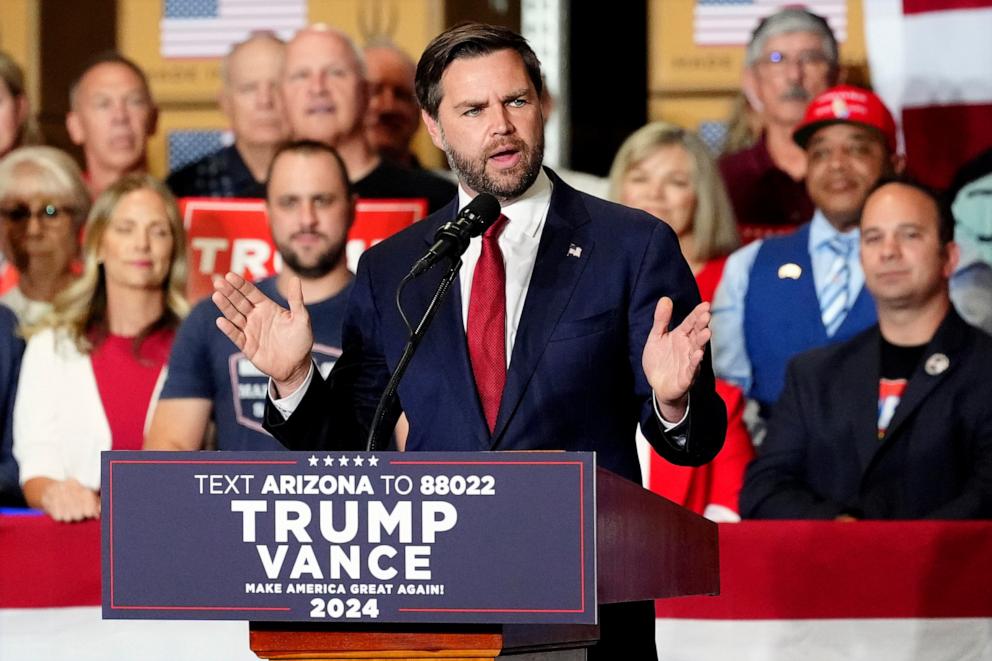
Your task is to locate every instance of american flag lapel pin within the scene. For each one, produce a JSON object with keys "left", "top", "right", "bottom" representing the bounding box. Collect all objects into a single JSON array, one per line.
[{"left": 568, "top": 243, "right": 582, "bottom": 258}]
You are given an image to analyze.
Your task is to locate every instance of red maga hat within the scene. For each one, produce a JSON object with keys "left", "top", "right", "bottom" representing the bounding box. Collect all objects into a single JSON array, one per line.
[{"left": 792, "top": 85, "right": 898, "bottom": 153}]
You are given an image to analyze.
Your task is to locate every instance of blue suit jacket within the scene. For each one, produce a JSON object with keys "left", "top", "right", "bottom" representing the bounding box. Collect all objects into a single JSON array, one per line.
[{"left": 265, "top": 170, "right": 726, "bottom": 483}]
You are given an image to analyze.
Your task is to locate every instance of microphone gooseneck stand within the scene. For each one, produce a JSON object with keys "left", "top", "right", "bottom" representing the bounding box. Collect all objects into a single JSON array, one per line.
[{"left": 364, "top": 259, "right": 462, "bottom": 451}]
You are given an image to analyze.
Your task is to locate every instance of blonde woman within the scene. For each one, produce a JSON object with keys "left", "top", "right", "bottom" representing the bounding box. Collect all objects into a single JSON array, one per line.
[
  {"left": 0, "top": 147, "right": 90, "bottom": 326},
  {"left": 609, "top": 121, "right": 739, "bottom": 302},
  {"left": 610, "top": 122, "right": 753, "bottom": 521},
  {"left": 13, "top": 173, "right": 188, "bottom": 521}
]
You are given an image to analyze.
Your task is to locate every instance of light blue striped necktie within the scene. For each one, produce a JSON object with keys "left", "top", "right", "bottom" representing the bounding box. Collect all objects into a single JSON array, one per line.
[{"left": 820, "top": 234, "right": 855, "bottom": 336}]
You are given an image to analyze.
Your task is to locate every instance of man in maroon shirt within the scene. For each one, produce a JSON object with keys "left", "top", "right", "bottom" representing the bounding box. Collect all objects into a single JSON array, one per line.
[{"left": 719, "top": 8, "right": 839, "bottom": 239}]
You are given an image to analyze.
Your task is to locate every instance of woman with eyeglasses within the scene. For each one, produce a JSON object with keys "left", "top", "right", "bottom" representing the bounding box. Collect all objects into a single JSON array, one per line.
[
  {"left": 13, "top": 174, "right": 188, "bottom": 521},
  {"left": 0, "top": 147, "right": 90, "bottom": 326},
  {"left": 610, "top": 122, "right": 754, "bottom": 522}
]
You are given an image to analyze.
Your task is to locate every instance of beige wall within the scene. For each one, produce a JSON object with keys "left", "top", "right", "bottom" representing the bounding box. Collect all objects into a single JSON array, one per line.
[
  {"left": 647, "top": 0, "right": 867, "bottom": 138},
  {"left": 0, "top": 1, "right": 873, "bottom": 170},
  {"left": 116, "top": 0, "right": 446, "bottom": 177},
  {"left": 0, "top": 0, "right": 41, "bottom": 113}
]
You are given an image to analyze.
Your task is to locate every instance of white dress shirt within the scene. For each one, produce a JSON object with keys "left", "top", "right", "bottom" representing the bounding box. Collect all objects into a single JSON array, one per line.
[{"left": 457, "top": 169, "right": 552, "bottom": 363}]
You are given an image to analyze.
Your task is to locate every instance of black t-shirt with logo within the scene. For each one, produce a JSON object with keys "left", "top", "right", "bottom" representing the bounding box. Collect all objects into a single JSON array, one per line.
[{"left": 877, "top": 337, "right": 927, "bottom": 438}]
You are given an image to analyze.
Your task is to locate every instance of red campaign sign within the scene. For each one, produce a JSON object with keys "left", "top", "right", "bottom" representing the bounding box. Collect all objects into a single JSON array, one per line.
[{"left": 181, "top": 197, "right": 428, "bottom": 304}]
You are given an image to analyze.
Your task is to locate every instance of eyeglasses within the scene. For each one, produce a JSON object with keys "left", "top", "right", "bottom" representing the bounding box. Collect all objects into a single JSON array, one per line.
[
  {"left": 0, "top": 203, "right": 74, "bottom": 225},
  {"left": 757, "top": 50, "right": 832, "bottom": 73}
]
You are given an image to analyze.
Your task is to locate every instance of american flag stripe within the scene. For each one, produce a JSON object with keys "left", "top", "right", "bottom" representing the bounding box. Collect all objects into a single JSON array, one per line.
[
  {"left": 160, "top": 0, "right": 307, "bottom": 59},
  {"left": 693, "top": 1, "right": 847, "bottom": 46},
  {"left": 168, "top": 129, "right": 228, "bottom": 171},
  {"left": 864, "top": 0, "right": 992, "bottom": 188}
]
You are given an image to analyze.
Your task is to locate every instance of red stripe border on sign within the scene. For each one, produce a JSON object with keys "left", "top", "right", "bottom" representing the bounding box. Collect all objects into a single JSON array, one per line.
[
  {"left": 107, "top": 457, "right": 591, "bottom": 617},
  {"left": 390, "top": 459, "right": 590, "bottom": 615},
  {"left": 108, "top": 459, "right": 298, "bottom": 613}
]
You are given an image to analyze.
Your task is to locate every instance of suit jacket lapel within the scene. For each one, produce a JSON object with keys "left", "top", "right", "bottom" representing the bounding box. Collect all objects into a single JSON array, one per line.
[
  {"left": 848, "top": 329, "right": 884, "bottom": 472},
  {"left": 492, "top": 172, "right": 592, "bottom": 444},
  {"left": 879, "top": 311, "right": 967, "bottom": 446}
]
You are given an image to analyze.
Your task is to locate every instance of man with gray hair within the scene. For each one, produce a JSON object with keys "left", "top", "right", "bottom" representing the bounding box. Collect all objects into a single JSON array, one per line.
[
  {"left": 719, "top": 8, "right": 839, "bottom": 232},
  {"left": 363, "top": 42, "right": 422, "bottom": 168},
  {"left": 281, "top": 25, "right": 454, "bottom": 212},
  {"left": 167, "top": 32, "right": 289, "bottom": 199},
  {"left": 65, "top": 52, "right": 158, "bottom": 196}
]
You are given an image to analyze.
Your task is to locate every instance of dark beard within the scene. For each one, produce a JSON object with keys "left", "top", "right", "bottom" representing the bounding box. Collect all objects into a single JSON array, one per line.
[
  {"left": 442, "top": 134, "right": 545, "bottom": 202},
  {"left": 277, "top": 240, "right": 345, "bottom": 279}
]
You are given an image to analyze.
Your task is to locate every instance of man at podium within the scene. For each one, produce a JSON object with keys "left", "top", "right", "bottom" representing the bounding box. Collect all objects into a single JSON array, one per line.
[{"left": 214, "top": 22, "right": 726, "bottom": 661}]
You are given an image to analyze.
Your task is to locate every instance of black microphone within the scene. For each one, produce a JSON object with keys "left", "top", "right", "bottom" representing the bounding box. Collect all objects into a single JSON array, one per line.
[{"left": 409, "top": 193, "right": 501, "bottom": 276}]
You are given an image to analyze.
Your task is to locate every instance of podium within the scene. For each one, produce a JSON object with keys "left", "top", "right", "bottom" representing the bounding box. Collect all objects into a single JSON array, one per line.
[
  {"left": 101, "top": 451, "right": 718, "bottom": 661},
  {"left": 246, "top": 468, "right": 719, "bottom": 660}
]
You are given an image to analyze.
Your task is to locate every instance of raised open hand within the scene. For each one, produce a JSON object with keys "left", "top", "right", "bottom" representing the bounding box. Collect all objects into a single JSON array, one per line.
[
  {"left": 213, "top": 272, "right": 313, "bottom": 395},
  {"left": 642, "top": 297, "right": 711, "bottom": 422}
]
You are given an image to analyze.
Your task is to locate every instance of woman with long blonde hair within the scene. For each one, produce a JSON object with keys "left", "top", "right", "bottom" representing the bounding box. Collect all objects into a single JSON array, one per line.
[
  {"left": 611, "top": 122, "right": 753, "bottom": 522},
  {"left": 609, "top": 121, "right": 739, "bottom": 301},
  {"left": 13, "top": 173, "right": 188, "bottom": 521}
]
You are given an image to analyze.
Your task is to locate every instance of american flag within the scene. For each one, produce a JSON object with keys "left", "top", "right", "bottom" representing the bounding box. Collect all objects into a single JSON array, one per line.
[
  {"left": 168, "top": 129, "right": 230, "bottom": 171},
  {"left": 160, "top": 0, "right": 307, "bottom": 59},
  {"left": 863, "top": 0, "right": 992, "bottom": 189},
  {"left": 693, "top": 0, "right": 847, "bottom": 47},
  {"left": 698, "top": 120, "right": 729, "bottom": 154}
]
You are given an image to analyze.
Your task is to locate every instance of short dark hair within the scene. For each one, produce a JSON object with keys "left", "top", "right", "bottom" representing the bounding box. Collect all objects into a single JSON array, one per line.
[
  {"left": 69, "top": 51, "right": 152, "bottom": 108},
  {"left": 264, "top": 139, "right": 353, "bottom": 199},
  {"left": 415, "top": 22, "right": 543, "bottom": 119},
  {"left": 867, "top": 176, "right": 955, "bottom": 245}
]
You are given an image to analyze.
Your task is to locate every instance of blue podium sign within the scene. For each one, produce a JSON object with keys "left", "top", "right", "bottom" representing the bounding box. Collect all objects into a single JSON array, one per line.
[{"left": 101, "top": 451, "right": 596, "bottom": 624}]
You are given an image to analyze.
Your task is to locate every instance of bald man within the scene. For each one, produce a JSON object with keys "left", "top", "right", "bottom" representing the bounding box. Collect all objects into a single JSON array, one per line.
[
  {"left": 280, "top": 25, "right": 453, "bottom": 212},
  {"left": 167, "top": 33, "right": 290, "bottom": 198}
]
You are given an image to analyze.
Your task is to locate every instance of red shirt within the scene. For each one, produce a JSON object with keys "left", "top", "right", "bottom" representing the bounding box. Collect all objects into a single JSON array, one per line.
[
  {"left": 90, "top": 328, "right": 175, "bottom": 451},
  {"left": 695, "top": 256, "right": 729, "bottom": 304},
  {"left": 647, "top": 260, "right": 754, "bottom": 516}
]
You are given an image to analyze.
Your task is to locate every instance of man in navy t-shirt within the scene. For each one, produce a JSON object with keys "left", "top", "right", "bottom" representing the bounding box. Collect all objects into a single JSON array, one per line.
[{"left": 146, "top": 140, "right": 354, "bottom": 451}]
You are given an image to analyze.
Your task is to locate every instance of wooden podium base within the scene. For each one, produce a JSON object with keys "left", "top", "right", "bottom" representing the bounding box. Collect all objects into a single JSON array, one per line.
[{"left": 249, "top": 623, "right": 596, "bottom": 661}]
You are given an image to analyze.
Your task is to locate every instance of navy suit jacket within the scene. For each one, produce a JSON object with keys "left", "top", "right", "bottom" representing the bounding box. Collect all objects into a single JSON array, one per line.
[
  {"left": 265, "top": 169, "right": 726, "bottom": 483},
  {"left": 741, "top": 309, "right": 992, "bottom": 519}
]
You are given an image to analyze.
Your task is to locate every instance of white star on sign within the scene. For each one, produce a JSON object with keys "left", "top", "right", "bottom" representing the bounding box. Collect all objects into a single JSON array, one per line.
[
  {"left": 307, "top": 455, "right": 318, "bottom": 467},
  {"left": 323, "top": 455, "right": 334, "bottom": 467},
  {"left": 339, "top": 455, "right": 350, "bottom": 467},
  {"left": 353, "top": 455, "right": 365, "bottom": 466},
  {"left": 368, "top": 455, "right": 380, "bottom": 467}
]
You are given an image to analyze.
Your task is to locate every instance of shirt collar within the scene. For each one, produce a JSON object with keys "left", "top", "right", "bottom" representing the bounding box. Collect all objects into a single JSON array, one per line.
[
  {"left": 456, "top": 168, "right": 553, "bottom": 240},
  {"left": 810, "top": 208, "right": 860, "bottom": 250}
]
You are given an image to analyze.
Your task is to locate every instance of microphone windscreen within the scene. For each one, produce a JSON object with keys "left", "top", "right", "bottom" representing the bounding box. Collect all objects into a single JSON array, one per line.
[{"left": 462, "top": 193, "right": 501, "bottom": 236}]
